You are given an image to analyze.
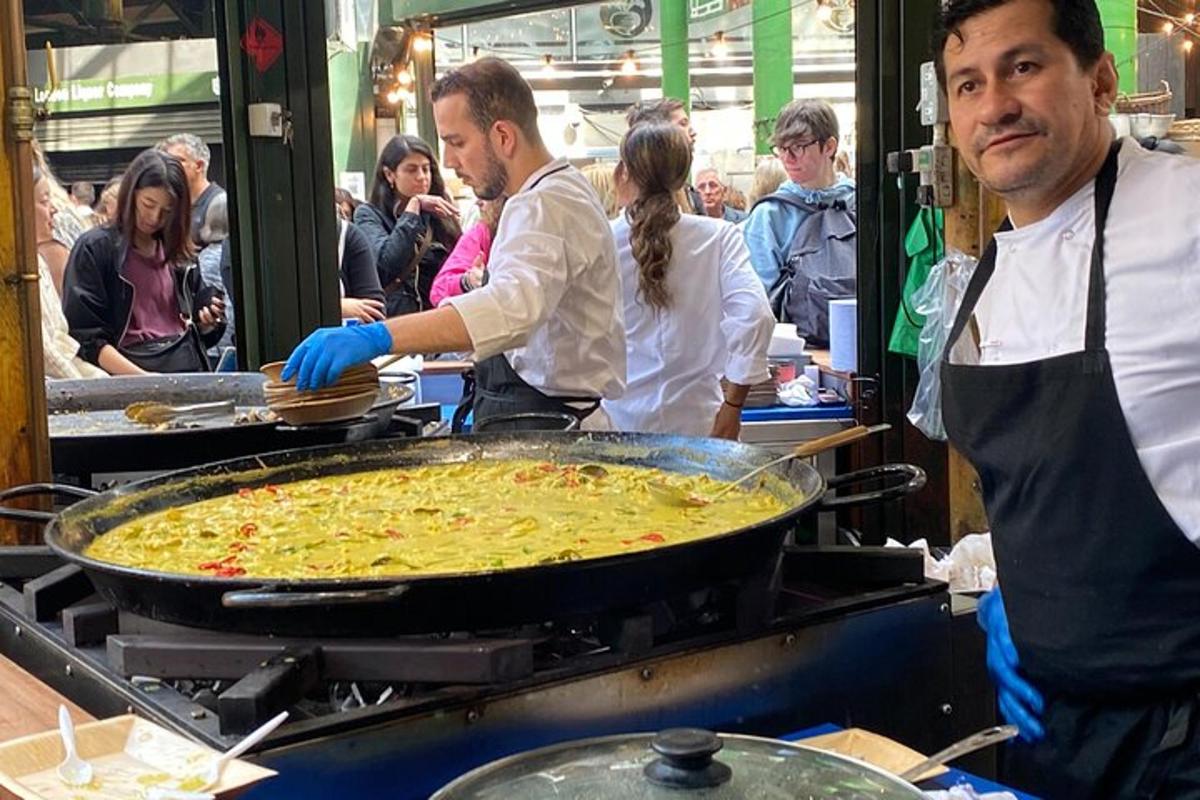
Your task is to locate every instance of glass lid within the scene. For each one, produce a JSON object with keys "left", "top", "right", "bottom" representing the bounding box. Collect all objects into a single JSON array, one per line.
[{"left": 432, "top": 728, "right": 927, "bottom": 799}]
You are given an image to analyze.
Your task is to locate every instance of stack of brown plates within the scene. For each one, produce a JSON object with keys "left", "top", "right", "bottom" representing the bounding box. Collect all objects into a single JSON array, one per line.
[{"left": 259, "top": 361, "right": 380, "bottom": 426}]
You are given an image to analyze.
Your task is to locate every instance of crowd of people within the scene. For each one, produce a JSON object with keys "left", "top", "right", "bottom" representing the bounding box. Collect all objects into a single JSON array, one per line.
[
  {"left": 32, "top": 55, "right": 856, "bottom": 440},
  {"left": 281, "top": 57, "right": 857, "bottom": 438}
]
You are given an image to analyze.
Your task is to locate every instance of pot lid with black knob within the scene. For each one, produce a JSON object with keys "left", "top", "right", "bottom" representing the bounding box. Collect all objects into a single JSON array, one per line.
[{"left": 431, "top": 728, "right": 927, "bottom": 799}]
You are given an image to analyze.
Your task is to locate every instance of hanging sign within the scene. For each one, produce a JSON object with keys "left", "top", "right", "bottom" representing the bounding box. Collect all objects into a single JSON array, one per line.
[{"left": 242, "top": 16, "right": 284, "bottom": 73}]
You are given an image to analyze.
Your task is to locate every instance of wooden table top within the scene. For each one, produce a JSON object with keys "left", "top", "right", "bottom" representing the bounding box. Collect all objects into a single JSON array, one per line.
[{"left": 0, "top": 654, "right": 93, "bottom": 743}]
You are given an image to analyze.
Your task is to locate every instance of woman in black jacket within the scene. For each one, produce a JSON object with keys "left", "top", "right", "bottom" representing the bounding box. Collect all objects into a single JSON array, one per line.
[
  {"left": 63, "top": 148, "right": 225, "bottom": 374},
  {"left": 337, "top": 216, "right": 387, "bottom": 323},
  {"left": 353, "top": 135, "right": 461, "bottom": 317}
]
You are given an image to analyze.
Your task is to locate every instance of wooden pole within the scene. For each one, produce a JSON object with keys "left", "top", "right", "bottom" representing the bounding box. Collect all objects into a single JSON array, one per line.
[
  {"left": 0, "top": 0, "right": 52, "bottom": 544},
  {"left": 941, "top": 147, "right": 991, "bottom": 541}
]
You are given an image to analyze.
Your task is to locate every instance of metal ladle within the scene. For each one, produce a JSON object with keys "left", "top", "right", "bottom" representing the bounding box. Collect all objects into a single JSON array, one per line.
[{"left": 647, "top": 424, "right": 891, "bottom": 508}]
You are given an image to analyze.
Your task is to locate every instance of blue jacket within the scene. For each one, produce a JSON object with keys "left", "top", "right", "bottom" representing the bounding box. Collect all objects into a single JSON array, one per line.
[{"left": 742, "top": 177, "right": 856, "bottom": 290}]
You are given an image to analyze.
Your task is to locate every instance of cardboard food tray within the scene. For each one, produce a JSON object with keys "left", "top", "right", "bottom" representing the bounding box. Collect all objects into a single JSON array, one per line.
[
  {"left": 797, "top": 727, "right": 949, "bottom": 783},
  {"left": 0, "top": 715, "right": 275, "bottom": 800}
]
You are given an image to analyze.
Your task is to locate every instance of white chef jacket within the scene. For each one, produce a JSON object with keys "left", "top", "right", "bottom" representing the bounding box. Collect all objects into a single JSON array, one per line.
[
  {"left": 446, "top": 158, "right": 626, "bottom": 408},
  {"left": 603, "top": 213, "right": 774, "bottom": 436},
  {"left": 965, "top": 140, "right": 1200, "bottom": 544}
]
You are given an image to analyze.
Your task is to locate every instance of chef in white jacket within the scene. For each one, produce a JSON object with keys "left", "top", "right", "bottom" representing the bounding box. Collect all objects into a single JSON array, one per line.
[
  {"left": 283, "top": 58, "right": 625, "bottom": 431},
  {"left": 602, "top": 121, "right": 774, "bottom": 440}
]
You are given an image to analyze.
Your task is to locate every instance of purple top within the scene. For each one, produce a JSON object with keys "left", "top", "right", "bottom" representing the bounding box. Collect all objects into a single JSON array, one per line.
[{"left": 120, "top": 243, "right": 185, "bottom": 346}]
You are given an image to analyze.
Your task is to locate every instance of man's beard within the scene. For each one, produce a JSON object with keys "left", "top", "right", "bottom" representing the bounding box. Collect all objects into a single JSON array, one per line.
[{"left": 474, "top": 141, "right": 509, "bottom": 201}]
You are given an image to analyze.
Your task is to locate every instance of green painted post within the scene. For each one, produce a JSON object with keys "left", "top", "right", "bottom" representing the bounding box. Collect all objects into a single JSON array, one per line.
[
  {"left": 328, "top": 43, "right": 378, "bottom": 178},
  {"left": 660, "top": 0, "right": 691, "bottom": 108},
  {"left": 411, "top": 38, "right": 439, "bottom": 148},
  {"left": 752, "top": 0, "right": 795, "bottom": 155},
  {"left": 1097, "top": 0, "right": 1137, "bottom": 93}
]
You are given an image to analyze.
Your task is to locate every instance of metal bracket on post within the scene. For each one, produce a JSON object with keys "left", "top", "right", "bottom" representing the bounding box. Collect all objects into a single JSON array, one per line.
[
  {"left": 885, "top": 62, "right": 954, "bottom": 208},
  {"left": 6, "top": 86, "right": 34, "bottom": 143}
]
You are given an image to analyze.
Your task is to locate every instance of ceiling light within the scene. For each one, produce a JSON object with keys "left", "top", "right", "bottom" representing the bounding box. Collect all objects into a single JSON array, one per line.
[
  {"left": 712, "top": 31, "right": 730, "bottom": 60},
  {"left": 620, "top": 50, "right": 639, "bottom": 76}
]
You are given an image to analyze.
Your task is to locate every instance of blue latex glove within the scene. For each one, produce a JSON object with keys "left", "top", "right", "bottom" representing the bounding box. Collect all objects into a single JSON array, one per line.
[
  {"left": 977, "top": 589, "right": 1046, "bottom": 742},
  {"left": 281, "top": 322, "right": 393, "bottom": 391}
]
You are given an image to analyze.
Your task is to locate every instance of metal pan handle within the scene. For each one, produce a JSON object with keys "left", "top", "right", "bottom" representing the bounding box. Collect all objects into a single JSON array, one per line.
[
  {"left": 0, "top": 483, "right": 98, "bottom": 524},
  {"left": 817, "top": 463, "right": 926, "bottom": 511},
  {"left": 222, "top": 583, "right": 410, "bottom": 609}
]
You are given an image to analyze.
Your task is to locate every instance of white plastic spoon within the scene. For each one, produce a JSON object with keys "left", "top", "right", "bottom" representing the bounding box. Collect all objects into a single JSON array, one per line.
[
  {"left": 191, "top": 710, "right": 288, "bottom": 792},
  {"left": 56, "top": 705, "right": 93, "bottom": 787}
]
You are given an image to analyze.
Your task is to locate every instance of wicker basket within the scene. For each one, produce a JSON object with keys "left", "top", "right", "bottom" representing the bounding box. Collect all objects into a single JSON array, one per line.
[
  {"left": 1115, "top": 80, "right": 1173, "bottom": 114},
  {"left": 1168, "top": 118, "right": 1200, "bottom": 141}
]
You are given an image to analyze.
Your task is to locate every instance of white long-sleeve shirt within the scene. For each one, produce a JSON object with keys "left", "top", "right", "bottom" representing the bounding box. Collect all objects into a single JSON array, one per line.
[
  {"left": 964, "top": 140, "right": 1200, "bottom": 544},
  {"left": 603, "top": 213, "right": 774, "bottom": 436},
  {"left": 446, "top": 158, "right": 626, "bottom": 405}
]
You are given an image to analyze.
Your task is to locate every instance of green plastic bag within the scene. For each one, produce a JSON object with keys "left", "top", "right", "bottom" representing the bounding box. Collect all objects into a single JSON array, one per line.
[{"left": 888, "top": 207, "right": 944, "bottom": 358}]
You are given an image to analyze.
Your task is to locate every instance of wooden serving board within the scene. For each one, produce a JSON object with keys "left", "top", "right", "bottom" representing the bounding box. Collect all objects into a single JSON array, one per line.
[{"left": 0, "top": 715, "right": 275, "bottom": 800}]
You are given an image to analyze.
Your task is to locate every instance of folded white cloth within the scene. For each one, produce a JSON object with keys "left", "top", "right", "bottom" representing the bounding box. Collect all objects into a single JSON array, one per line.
[{"left": 885, "top": 532, "right": 997, "bottom": 593}]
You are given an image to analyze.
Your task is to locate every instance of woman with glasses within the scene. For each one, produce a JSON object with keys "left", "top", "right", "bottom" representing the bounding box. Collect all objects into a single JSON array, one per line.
[
  {"left": 354, "top": 134, "right": 462, "bottom": 317},
  {"left": 741, "top": 99, "right": 855, "bottom": 291}
]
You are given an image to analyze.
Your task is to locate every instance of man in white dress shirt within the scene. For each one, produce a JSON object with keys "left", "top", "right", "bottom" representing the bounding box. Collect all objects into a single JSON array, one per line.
[
  {"left": 935, "top": 0, "right": 1200, "bottom": 796},
  {"left": 284, "top": 57, "right": 625, "bottom": 430}
]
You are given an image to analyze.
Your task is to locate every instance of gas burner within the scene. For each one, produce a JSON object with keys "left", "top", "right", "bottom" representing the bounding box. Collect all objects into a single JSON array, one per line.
[{"left": 0, "top": 543, "right": 963, "bottom": 799}]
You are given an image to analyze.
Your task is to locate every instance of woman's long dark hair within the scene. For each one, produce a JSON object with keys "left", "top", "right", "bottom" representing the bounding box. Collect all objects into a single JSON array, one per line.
[
  {"left": 368, "top": 134, "right": 460, "bottom": 248},
  {"left": 621, "top": 122, "right": 691, "bottom": 310},
  {"left": 114, "top": 148, "right": 195, "bottom": 265}
]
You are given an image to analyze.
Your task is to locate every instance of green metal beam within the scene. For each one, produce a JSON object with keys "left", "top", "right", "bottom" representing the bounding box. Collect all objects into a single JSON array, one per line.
[
  {"left": 328, "top": 43, "right": 378, "bottom": 178},
  {"left": 752, "top": 0, "right": 794, "bottom": 155},
  {"left": 411, "top": 38, "right": 438, "bottom": 147},
  {"left": 1097, "top": 0, "right": 1137, "bottom": 94},
  {"left": 660, "top": 0, "right": 690, "bottom": 109},
  {"left": 215, "top": 0, "right": 340, "bottom": 367},
  {"left": 385, "top": 0, "right": 586, "bottom": 27}
]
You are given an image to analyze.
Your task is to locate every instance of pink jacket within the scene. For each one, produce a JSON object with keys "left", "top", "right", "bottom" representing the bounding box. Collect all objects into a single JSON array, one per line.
[{"left": 430, "top": 221, "right": 493, "bottom": 307}]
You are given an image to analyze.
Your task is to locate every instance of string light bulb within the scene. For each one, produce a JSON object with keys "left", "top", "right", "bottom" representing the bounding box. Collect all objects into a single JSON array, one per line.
[
  {"left": 1186, "top": 13, "right": 1196, "bottom": 24},
  {"left": 1163, "top": 21, "right": 1175, "bottom": 34},
  {"left": 396, "top": 68, "right": 413, "bottom": 87},
  {"left": 412, "top": 32, "right": 433, "bottom": 54},
  {"left": 1185, "top": 39, "right": 1195, "bottom": 53},
  {"left": 540, "top": 54, "right": 557, "bottom": 77},
  {"left": 619, "top": 50, "right": 639, "bottom": 76},
  {"left": 816, "top": 2, "right": 834, "bottom": 22},
  {"left": 711, "top": 31, "right": 730, "bottom": 60},
  {"left": 386, "top": 87, "right": 404, "bottom": 105}
]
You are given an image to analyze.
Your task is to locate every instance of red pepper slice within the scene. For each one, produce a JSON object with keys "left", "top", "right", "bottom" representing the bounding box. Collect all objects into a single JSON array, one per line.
[
  {"left": 385, "top": 528, "right": 407, "bottom": 540},
  {"left": 238, "top": 522, "right": 258, "bottom": 538},
  {"left": 198, "top": 554, "right": 239, "bottom": 570},
  {"left": 214, "top": 566, "right": 247, "bottom": 577},
  {"left": 228, "top": 541, "right": 251, "bottom": 553},
  {"left": 622, "top": 533, "right": 666, "bottom": 546},
  {"left": 237, "top": 487, "right": 254, "bottom": 499},
  {"left": 264, "top": 484, "right": 280, "bottom": 495}
]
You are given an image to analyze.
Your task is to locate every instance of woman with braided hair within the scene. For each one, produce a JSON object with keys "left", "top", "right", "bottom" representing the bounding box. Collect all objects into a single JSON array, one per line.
[{"left": 602, "top": 121, "right": 773, "bottom": 440}]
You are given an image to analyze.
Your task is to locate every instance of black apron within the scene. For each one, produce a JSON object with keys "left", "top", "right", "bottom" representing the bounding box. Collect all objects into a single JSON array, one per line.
[
  {"left": 941, "top": 140, "right": 1200, "bottom": 798},
  {"left": 458, "top": 163, "right": 601, "bottom": 433}
]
